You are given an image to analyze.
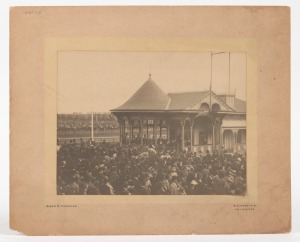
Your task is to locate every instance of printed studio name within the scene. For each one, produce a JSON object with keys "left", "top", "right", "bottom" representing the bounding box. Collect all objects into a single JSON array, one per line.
[{"left": 46, "top": 204, "right": 77, "bottom": 208}]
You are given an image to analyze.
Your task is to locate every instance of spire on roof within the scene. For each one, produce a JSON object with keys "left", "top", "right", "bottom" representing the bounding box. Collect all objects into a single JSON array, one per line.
[{"left": 111, "top": 73, "right": 169, "bottom": 111}]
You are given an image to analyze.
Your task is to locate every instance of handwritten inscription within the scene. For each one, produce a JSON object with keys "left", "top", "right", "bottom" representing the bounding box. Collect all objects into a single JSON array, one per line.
[{"left": 24, "top": 10, "right": 42, "bottom": 15}]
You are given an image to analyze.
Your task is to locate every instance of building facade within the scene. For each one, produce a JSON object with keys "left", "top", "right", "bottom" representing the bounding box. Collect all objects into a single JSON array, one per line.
[{"left": 111, "top": 74, "right": 246, "bottom": 154}]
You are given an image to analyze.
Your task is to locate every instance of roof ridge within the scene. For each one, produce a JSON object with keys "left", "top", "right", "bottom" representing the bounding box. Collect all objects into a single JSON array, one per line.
[
  {"left": 168, "top": 90, "right": 209, "bottom": 95},
  {"left": 165, "top": 97, "right": 172, "bottom": 110},
  {"left": 185, "top": 91, "right": 211, "bottom": 110},
  {"left": 235, "top": 97, "right": 246, "bottom": 102}
]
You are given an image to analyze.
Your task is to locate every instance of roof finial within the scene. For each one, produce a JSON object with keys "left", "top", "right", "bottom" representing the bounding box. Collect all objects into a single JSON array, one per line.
[{"left": 149, "top": 64, "right": 152, "bottom": 77}]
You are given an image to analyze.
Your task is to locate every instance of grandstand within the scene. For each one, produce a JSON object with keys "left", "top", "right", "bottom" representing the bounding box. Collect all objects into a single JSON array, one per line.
[{"left": 57, "top": 112, "right": 119, "bottom": 143}]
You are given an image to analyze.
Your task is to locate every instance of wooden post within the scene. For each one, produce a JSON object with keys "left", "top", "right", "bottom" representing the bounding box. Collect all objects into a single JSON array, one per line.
[
  {"left": 91, "top": 112, "right": 94, "bottom": 142},
  {"left": 129, "top": 121, "right": 132, "bottom": 145},
  {"left": 233, "top": 130, "right": 238, "bottom": 153},
  {"left": 154, "top": 120, "right": 157, "bottom": 145},
  {"left": 146, "top": 121, "right": 149, "bottom": 139},
  {"left": 167, "top": 120, "right": 171, "bottom": 143},
  {"left": 181, "top": 123, "right": 185, "bottom": 151},
  {"left": 159, "top": 120, "right": 162, "bottom": 137},
  {"left": 119, "top": 120, "right": 123, "bottom": 147},
  {"left": 140, "top": 119, "right": 144, "bottom": 145},
  {"left": 220, "top": 128, "right": 223, "bottom": 147},
  {"left": 190, "top": 123, "right": 194, "bottom": 152},
  {"left": 212, "top": 120, "right": 215, "bottom": 151},
  {"left": 132, "top": 121, "right": 134, "bottom": 141}
]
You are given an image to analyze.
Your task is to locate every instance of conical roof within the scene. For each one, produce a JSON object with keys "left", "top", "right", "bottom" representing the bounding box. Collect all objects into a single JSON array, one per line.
[{"left": 112, "top": 74, "right": 170, "bottom": 111}]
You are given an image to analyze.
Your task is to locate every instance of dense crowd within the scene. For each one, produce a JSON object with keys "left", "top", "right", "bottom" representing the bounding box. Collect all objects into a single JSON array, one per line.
[
  {"left": 57, "top": 113, "right": 119, "bottom": 135},
  {"left": 57, "top": 140, "right": 247, "bottom": 196}
]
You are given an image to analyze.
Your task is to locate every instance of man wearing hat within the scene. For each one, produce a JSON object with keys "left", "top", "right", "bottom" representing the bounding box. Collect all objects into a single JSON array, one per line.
[
  {"left": 144, "top": 174, "right": 153, "bottom": 195},
  {"left": 187, "top": 180, "right": 198, "bottom": 195},
  {"left": 212, "top": 171, "right": 229, "bottom": 195},
  {"left": 170, "top": 176, "right": 179, "bottom": 195}
]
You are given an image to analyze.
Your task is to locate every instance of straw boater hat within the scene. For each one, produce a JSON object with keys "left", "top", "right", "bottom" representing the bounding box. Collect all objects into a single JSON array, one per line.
[{"left": 147, "top": 173, "right": 153, "bottom": 179}]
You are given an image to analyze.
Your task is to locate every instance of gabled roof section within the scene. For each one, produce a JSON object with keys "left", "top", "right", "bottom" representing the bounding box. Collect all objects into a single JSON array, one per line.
[
  {"left": 218, "top": 95, "right": 246, "bottom": 113},
  {"left": 186, "top": 91, "right": 234, "bottom": 111},
  {"left": 111, "top": 75, "right": 246, "bottom": 113},
  {"left": 234, "top": 98, "right": 246, "bottom": 113},
  {"left": 167, "top": 91, "right": 209, "bottom": 110},
  {"left": 210, "top": 92, "right": 236, "bottom": 112},
  {"left": 168, "top": 91, "right": 235, "bottom": 111},
  {"left": 111, "top": 74, "right": 170, "bottom": 111}
]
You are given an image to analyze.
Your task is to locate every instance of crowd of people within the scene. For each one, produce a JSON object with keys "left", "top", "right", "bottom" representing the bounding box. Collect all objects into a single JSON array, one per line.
[
  {"left": 57, "top": 139, "right": 247, "bottom": 196},
  {"left": 57, "top": 113, "right": 119, "bottom": 136}
]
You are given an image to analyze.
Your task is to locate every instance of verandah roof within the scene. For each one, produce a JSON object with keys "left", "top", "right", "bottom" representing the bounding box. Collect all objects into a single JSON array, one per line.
[{"left": 111, "top": 75, "right": 246, "bottom": 113}]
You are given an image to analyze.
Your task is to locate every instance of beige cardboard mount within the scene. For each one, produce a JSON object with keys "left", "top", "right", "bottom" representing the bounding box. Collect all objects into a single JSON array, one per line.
[{"left": 10, "top": 6, "right": 290, "bottom": 235}]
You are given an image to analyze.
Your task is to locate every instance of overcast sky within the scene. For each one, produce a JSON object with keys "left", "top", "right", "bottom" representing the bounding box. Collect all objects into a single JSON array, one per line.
[{"left": 58, "top": 51, "right": 246, "bottom": 113}]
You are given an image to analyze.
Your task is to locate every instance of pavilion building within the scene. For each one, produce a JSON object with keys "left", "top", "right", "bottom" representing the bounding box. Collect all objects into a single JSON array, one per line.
[{"left": 111, "top": 74, "right": 246, "bottom": 154}]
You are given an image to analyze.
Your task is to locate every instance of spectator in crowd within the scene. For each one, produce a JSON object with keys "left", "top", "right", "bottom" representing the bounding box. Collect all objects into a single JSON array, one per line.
[
  {"left": 57, "top": 140, "right": 247, "bottom": 196},
  {"left": 57, "top": 113, "right": 119, "bottom": 136}
]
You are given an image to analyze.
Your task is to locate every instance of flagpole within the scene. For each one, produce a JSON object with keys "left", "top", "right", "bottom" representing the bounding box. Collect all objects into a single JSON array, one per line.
[
  {"left": 210, "top": 51, "right": 227, "bottom": 108},
  {"left": 210, "top": 52, "right": 212, "bottom": 111},
  {"left": 91, "top": 81, "right": 95, "bottom": 142},
  {"left": 91, "top": 111, "right": 94, "bottom": 142},
  {"left": 228, "top": 52, "right": 231, "bottom": 94}
]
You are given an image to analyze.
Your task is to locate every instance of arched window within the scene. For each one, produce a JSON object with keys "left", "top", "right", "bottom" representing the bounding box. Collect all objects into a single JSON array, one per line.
[
  {"left": 212, "top": 103, "right": 221, "bottom": 112},
  {"left": 200, "top": 103, "right": 210, "bottom": 111}
]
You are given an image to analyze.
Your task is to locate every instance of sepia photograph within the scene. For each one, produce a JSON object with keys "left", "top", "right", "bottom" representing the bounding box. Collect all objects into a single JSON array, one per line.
[
  {"left": 56, "top": 51, "right": 247, "bottom": 196},
  {"left": 9, "top": 5, "right": 292, "bottom": 235}
]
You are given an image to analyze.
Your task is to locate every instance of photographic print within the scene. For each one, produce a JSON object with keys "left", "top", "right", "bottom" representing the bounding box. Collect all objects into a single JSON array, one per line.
[
  {"left": 10, "top": 7, "right": 290, "bottom": 235},
  {"left": 56, "top": 51, "right": 247, "bottom": 196}
]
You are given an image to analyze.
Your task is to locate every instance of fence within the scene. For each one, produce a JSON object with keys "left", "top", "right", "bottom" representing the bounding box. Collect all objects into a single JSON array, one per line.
[{"left": 59, "top": 136, "right": 119, "bottom": 143}]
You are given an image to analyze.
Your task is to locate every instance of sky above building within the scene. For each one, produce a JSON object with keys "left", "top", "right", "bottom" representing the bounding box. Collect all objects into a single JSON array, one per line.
[{"left": 58, "top": 51, "right": 247, "bottom": 113}]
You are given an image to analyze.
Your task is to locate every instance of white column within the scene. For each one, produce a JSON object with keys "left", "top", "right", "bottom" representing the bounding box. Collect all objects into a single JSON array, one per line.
[
  {"left": 167, "top": 120, "right": 171, "bottom": 143},
  {"left": 181, "top": 124, "right": 185, "bottom": 151},
  {"left": 129, "top": 121, "right": 132, "bottom": 145},
  {"left": 154, "top": 120, "right": 157, "bottom": 145},
  {"left": 140, "top": 119, "right": 144, "bottom": 145},
  {"left": 190, "top": 122, "right": 194, "bottom": 151},
  {"left": 119, "top": 120, "right": 123, "bottom": 147},
  {"left": 91, "top": 112, "right": 94, "bottom": 141},
  {"left": 233, "top": 129, "right": 238, "bottom": 153}
]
